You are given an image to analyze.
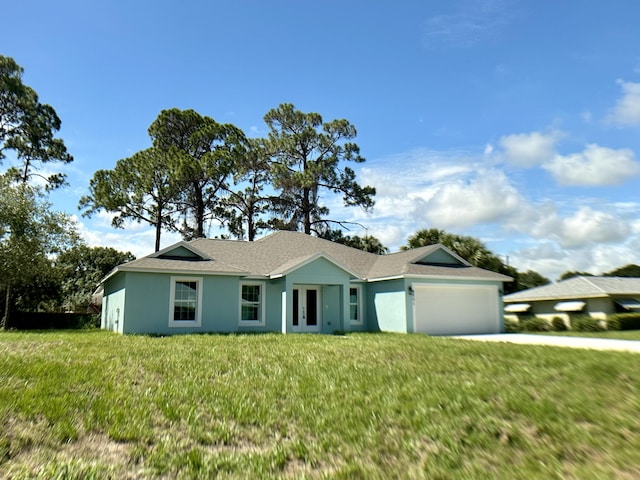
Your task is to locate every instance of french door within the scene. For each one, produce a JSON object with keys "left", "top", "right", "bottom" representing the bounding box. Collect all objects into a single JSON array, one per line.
[{"left": 292, "top": 286, "right": 321, "bottom": 332}]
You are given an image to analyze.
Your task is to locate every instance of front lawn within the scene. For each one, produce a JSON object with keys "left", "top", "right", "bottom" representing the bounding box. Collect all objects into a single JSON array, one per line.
[{"left": 0, "top": 331, "right": 639, "bottom": 479}]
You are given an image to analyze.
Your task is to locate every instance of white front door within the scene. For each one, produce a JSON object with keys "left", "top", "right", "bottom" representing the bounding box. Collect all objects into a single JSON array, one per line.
[{"left": 292, "top": 286, "right": 321, "bottom": 332}]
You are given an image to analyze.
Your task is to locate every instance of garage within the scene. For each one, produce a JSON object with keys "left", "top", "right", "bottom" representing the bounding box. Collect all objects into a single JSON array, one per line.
[{"left": 412, "top": 283, "right": 501, "bottom": 335}]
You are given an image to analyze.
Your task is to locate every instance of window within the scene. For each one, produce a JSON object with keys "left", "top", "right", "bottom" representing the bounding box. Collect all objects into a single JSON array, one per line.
[
  {"left": 169, "top": 277, "right": 202, "bottom": 327},
  {"left": 240, "top": 281, "right": 265, "bottom": 326},
  {"left": 350, "top": 285, "right": 363, "bottom": 325}
]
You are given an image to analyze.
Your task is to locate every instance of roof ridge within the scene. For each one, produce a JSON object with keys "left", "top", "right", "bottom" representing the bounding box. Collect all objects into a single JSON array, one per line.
[{"left": 582, "top": 276, "right": 607, "bottom": 293}]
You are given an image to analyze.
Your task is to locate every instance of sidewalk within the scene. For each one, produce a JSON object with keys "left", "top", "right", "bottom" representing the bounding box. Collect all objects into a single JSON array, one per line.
[{"left": 452, "top": 333, "right": 640, "bottom": 353}]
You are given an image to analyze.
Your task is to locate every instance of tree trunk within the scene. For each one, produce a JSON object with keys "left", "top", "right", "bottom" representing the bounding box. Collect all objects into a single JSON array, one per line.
[
  {"left": 154, "top": 204, "right": 163, "bottom": 252},
  {"left": 1, "top": 285, "right": 11, "bottom": 330},
  {"left": 303, "top": 187, "right": 311, "bottom": 235},
  {"left": 194, "top": 184, "right": 205, "bottom": 238},
  {"left": 247, "top": 212, "right": 255, "bottom": 242}
]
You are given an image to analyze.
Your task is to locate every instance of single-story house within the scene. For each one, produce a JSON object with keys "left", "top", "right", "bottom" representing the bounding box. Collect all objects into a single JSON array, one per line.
[
  {"left": 504, "top": 275, "right": 640, "bottom": 323},
  {"left": 101, "top": 231, "right": 511, "bottom": 335}
]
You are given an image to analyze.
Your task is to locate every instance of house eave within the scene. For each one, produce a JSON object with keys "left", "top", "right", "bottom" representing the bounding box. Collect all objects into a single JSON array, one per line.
[
  {"left": 405, "top": 274, "right": 511, "bottom": 283},
  {"left": 504, "top": 293, "right": 610, "bottom": 303},
  {"left": 366, "top": 275, "right": 404, "bottom": 283},
  {"left": 367, "top": 273, "right": 510, "bottom": 283},
  {"left": 106, "top": 265, "right": 250, "bottom": 280}
]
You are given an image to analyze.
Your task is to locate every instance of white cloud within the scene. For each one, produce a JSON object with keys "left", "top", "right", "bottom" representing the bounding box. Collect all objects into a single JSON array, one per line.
[
  {"left": 496, "top": 130, "right": 640, "bottom": 186},
  {"left": 510, "top": 242, "right": 574, "bottom": 280},
  {"left": 365, "top": 224, "right": 405, "bottom": 248},
  {"left": 557, "top": 207, "right": 630, "bottom": 248},
  {"left": 606, "top": 79, "right": 640, "bottom": 125},
  {"left": 544, "top": 144, "right": 639, "bottom": 186},
  {"left": 499, "top": 131, "right": 559, "bottom": 167},
  {"left": 505, "top": 201, "right": 560, "bottom": 239},
  {"left": 504, "top": 202, "right": 631, "bottom": 250},
  {"left": 420, "top": 170, "right": 524, "bottom": 229},
  {"left": 509, "top": 234, "right": 640, "bottom": 281}
]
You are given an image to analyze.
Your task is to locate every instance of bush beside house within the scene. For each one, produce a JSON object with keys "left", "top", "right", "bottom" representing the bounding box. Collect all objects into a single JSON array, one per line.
[
  {"left": 607, "top": 313, "right": 640, "bottom": 331},
  {"left": 8, "top": 312, "right": 99, "bottom": 330}
]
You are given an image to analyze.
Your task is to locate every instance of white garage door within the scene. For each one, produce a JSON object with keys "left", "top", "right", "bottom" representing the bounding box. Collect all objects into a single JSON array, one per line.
[{"left": 413, "top": 284, "right": 500, "bottom": 335}]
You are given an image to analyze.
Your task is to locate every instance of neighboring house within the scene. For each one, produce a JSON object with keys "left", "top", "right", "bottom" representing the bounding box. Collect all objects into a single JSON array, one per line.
[
  {"left": 101, "top": 231, "right": 511, "bottom": 335},
  {"left": 504, "top": 276, "right": 640, "bottom": 323}
]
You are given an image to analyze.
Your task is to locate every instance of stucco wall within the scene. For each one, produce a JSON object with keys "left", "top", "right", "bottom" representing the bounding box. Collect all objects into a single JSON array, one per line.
[
  {"left": 120, "top": 272, "right": 243, "bottom": 334},
  {"left": 368, "top": 279, "right": 407, "bottom": 333},
  {"left": 102, "top": 272, "right": 126, "bottom": 333},
  {"left": 320, "top": 285, "right": 341, "bottom": 333}
]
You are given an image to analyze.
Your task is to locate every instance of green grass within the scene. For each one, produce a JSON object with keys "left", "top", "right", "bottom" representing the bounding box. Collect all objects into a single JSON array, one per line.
[
  {"left": 528, "top": 330, "right": 640, "bottom": 341},
  {"left": 1, "top": 331, "right": 639, "bottom": 479}
]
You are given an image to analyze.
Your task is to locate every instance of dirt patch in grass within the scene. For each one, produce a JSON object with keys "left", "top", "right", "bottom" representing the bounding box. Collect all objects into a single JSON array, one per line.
[
  {"left": 58, "top": 433, "right": 132, "bottom": 467},
  {"left": 0, "top": 430, "right": 137, "bottom": 479},
  {"left": 0, "top": 340, "right": 65, "bottom": 356}
]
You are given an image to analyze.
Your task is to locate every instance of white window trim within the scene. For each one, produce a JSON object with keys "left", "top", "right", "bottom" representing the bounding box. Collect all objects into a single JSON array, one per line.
[
  {"left": 349, "top": 284, "right": 364, "bottom": 326},
  {"left": 169, "top": 276, "right": 203, "bottom": 328},
  {"left": 239, "top": 281, "right": 266, "bottom": 327}
]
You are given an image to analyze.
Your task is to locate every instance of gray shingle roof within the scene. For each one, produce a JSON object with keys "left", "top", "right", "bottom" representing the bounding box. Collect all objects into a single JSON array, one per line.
[
  {"left": 504, "top": 276, "right": 640, "bottom": 302},
  {"left": 114, "top": 231, "right": 510, "bottom": 282}
]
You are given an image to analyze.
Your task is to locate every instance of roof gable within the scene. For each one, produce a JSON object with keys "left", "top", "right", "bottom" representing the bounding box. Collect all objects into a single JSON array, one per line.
[
  {"left": 151, "top": 241, "right": 211, "bottom": 261},
  {"left": 366, "top": 244, "right": 509, "bottom": 282},
  {"left": 411, "top": 246, "right": 471, "bottom": 267},
  {"left": 269, "top": 252, "right": 360, "bottom": 279}
]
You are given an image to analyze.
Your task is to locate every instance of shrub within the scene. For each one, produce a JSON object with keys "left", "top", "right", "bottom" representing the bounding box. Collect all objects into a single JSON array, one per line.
[
  {"left": 551, "top": 316, "right": 567, "bottom": 331},
  {"left": 11, "top": 312, "right": 100, "bottom": 330},
  {"left": 607, "top": 313, "right": 640, "bottom": 331},
  {"left": 504, "top": 318, "right": 521, "bottom": 333},
  {"left": 571, "top": 316, "right": 605, "bottom": 332},
  {"left": 606, "top": 316, "right": 621, "bottom": 331},
  {"left": 520, "top": 317, "right": 551, "bottom": 332}
]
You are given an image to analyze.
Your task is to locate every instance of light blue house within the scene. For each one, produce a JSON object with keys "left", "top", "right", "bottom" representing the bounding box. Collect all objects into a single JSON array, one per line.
[{"left": 101, "top": 231, "right": 511, "bottom": 335}]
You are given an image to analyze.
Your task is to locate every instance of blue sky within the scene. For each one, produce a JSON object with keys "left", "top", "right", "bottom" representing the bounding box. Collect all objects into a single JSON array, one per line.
[{"left": 2, "top": 0, "right": 640, "bottom": 280}]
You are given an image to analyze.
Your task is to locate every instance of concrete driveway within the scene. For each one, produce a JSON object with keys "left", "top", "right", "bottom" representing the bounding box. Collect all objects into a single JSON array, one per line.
[{"left": 452, "top": 333, "right": 640, "bottom": 353}]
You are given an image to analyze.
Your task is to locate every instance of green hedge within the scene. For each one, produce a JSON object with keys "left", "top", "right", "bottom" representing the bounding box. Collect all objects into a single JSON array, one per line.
[
  {"left": 8, "top": 312, "right": 100, "bottom": 330},
  {"left": 520, "top": 317, "right": 551, "bottom": 332},
  {"left": 606, "top": 317, "right": 621, "bottom": 331},
  {"left": 571, "top": 316, "right": 606, "bottom": 332},
  {"left": 607, "top": 313, "right": 640, "bottom": 331},
  {"left": 504, "top": 318, "right": 521, "bottom": 333}
]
